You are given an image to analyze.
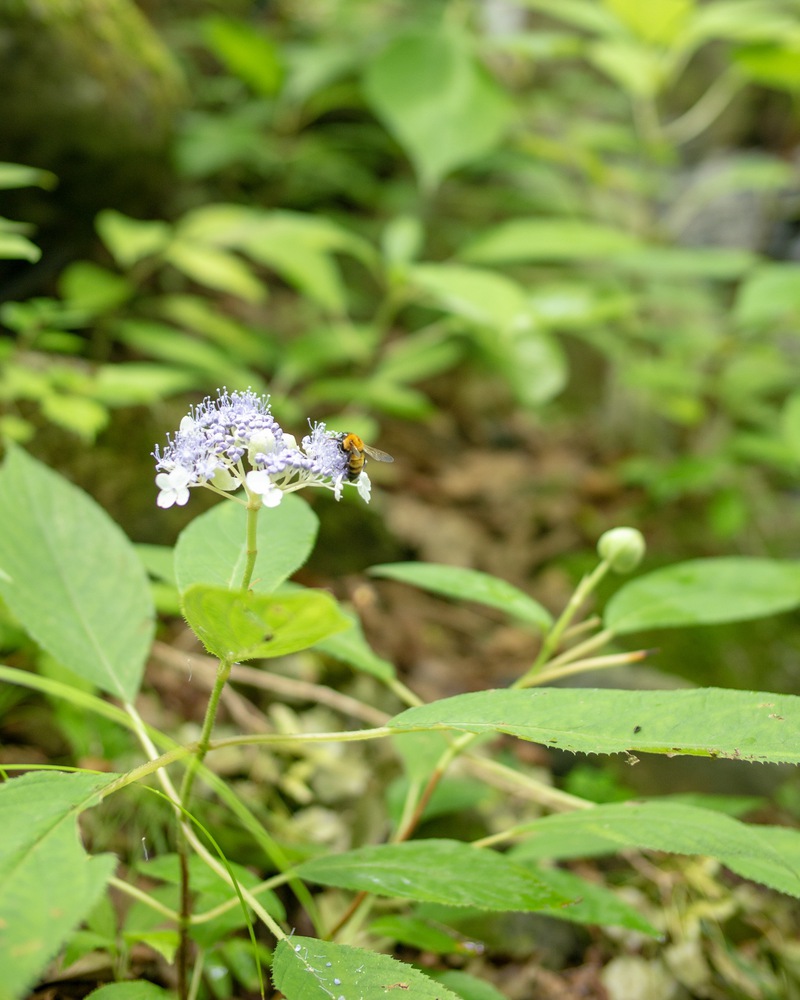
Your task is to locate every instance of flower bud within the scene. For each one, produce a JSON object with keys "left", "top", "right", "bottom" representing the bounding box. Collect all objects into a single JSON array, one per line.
[{"left": 597, "top": 527, "right": 646, "bottom": 573}]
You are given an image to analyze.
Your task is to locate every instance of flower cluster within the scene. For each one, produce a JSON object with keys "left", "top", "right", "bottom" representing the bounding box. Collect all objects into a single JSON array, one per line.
[{"left": 154, "top": 389, "right": 372, "bottom": 509}]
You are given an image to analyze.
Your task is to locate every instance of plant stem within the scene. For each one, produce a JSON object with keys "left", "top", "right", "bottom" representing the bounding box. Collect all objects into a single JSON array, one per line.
[{"left": 176, "top": 657, "right": 233, "bottom": 994}]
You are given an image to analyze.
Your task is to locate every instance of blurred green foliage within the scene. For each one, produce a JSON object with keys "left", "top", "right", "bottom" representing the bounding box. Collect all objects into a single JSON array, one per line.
[{"left": 1, "top": 0, "right": 800, "bottom": 539}]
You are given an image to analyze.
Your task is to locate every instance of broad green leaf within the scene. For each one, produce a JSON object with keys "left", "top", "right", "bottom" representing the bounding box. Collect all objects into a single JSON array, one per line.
[
  {"left": 368, "top": 914, "right": 469, "bottom": 955},
  {"left": 113, "top": 320, "right": 264, "bottom": 389},
  {"left": 531, "top": 866, "right": 659, "bottom": 936},
  {"left": 375, "top": 328, "right": 464, "bottom": 384},
  {"left": 0, "top": 232, "right": 41, "bottom": 262},
  {"left": 589, "top": 39, "right": 664, "bottom": 97},
  {"left": 407, "top": 263, "right": 532, "bottom": 331},
  {"left": 604, "top": 0, "right": 691, "bottom": 43},
  {"left": 92, "top": 363, "right": 198, "bottom": 405},
  {"left": 96, "top": 210, "right": 171, "bottom": 269},
  {"left": 735, "top": 262, "right": 800, "bottom": 328},
  {"left": 163, "top": 240, "right": 266, "bottom": 303},
  {"left": 174, "top": 495, "right": 318, "bottom": 595},
  {"left": 0, "top": 447, "right": 154, "bottom": 701},
  {"left": 295, "top": 840, "right": 568, "bottom": 910},
  {"left": 202, "top": 16, "right": 283, "bottom": 95},
  {"left": 389, "top": 686, "right": 800, "bottom": 764},
  {"left": 86, "top": 985, "right": 173, "bottom": 1000},
  {"left": 0, "top": 772, "right": 119, "bottom": 1000},
  {"left": 182, "top": 585, "right": 349, "bottom": 661},
  {"left": 314, "top": 613, "right": 397, "bottom": 681},
  {"left": 475, "top": 326, "right": 568, "bottom": 407},
  {"left": 781, "top": 391, "right": 800, "bottom": 462},
  {"left": 177, "top": 205, "right": 374, "bottom": 313},
  {"left": 370, "top": 562, "right": 552, "bottom": 629},
  {"left": 511, "top": 800, "right": 800, "bottom": 898},
  {"left": 460, "top": 218, "right": 640, "bottom": 265},
  {"left": 58, "top": 262, "right": 132, "bottom": 314},
  {"left": 613, "top": 246, "right": 756, "bottom": 280},
  {"left": 735, "top": 41, "right": 800, "bottom": 90},
  {"left": 273, "top": 936, "right": 463, "bottom": 1000},
  {"left": 363, "top": 29, "right": 513, "bottom": 192},
  {"left": 0, "top": 162, "right": 57, "bottom": 190},
  {"left": 604, "top": 558, "right": 800, "bottom": 635},
  {"left": 431, "top": 970, "right": 510, "bottom": 1000}
]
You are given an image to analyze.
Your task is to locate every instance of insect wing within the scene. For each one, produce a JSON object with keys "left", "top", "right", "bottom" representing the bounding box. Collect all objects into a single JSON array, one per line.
[{"left": 363, "top": 444, "right": 394, "bottom": 463}]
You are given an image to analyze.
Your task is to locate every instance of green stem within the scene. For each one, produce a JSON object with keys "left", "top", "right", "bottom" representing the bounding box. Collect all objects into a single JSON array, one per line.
[
  {"left": 241, "top": 498, "right": 261, "bottom": 590},
  {"left": 518, "top": 559, "right": 612, "bottom": 686}
]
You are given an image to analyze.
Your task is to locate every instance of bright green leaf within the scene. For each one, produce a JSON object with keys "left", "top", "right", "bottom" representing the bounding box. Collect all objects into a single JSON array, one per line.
[
  {"left": 174, "top": 496, "right": 318, "bottom": 595},
  {"left": 314, "top": 613, "right": 397, "bottom": 681},
  {"left": 389, "top": 686, "right": 800, "bottom": 764},
  {"left": 296, "top": 839, "right": 568, "bottom": 910},
  {"left": 164, "top": 240, "right": 266, "bottom": 303},
  {"left": 182, "top": 585, "right": 350, "bottom": 661},
  {"left": 431, "top": 970, "right": 510, "bottom": 1000},
  {"left": 273, "top": 936, "right": 463, "bottom": 1000},
  {"left": 735, "top": 262, "right": 800, "bottom": 328},
  {"left": 203, "top": 16, "right": 283, "bottom": 95},
  {"left": 0, "top": 162, "right": 57, "bottom": 191},
  {"left": 511, "top": 800, "right": 800, "bottom": 898},
  {"left": 0, "top": 772, "right": 119, "bottom": 1000},
  {"left": 460, "top": 218, "right": 640, "bottom": 265},
  {"left": 0, "top": 232, "right": 41, "bottom": 262},
  {"left": 407, "top": 263, "right": 532, "bottom": 331},
  {"left": 531, "top": 866, "right": 659, "bottom": 935},
  {"left": 58, "top": 262, "right": 133, "bottom": 314},
  {"left": 86, "top": 984, "right": 174, "bottom": 1000},
  {"left": 0, "top": 447, "right": 154, "bottom": 701},
  {"left": 370, "top": 562, "right": 552, "bottom": 629},
  {"left": 363, "top": 29, "right": 513, "bottom": 192},
  {"left": 96, "top": 210, "right": 171, "bottom": 269},
  {"left": 604, "top": 558, "right": 800, "bottom": 634}
]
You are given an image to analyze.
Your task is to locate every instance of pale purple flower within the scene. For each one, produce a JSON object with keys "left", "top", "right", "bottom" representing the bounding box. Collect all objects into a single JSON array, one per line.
[{"left": 154, "top": 390, "right": 376, "bottom": 508}]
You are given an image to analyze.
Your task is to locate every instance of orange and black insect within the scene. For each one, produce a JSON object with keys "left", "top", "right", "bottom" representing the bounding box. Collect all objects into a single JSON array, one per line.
[{"left": 338, "top": 432, "right": 394, "bottom": 481}]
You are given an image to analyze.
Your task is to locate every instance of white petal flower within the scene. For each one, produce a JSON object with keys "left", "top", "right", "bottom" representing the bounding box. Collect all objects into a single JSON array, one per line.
[
  {"left": 155, "top": 468, "right": 192, "bottom": 508},
  {"left": 356, "top": 472, "right": 372, "bottom": 503},
  {"left": 246, "top": 470, "right": 283, "bottom": 507}
]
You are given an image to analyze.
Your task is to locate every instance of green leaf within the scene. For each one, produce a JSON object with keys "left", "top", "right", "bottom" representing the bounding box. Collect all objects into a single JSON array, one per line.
[
  {"left": 202, "top": 16, "right": 283, "bottom": 95},
  {"left": 86, "top": 984, "right": 173, "bottom": 1000},
  {"left": 370, "top": 562, "right": 552, "bottom": 629},
  {"left": 58, "top": 262, "right": 132, "bottom": 314},
  {"left": 0, "top": 772, "right": 119, "bottom": 1000},
  {"left": 604, "top": 558, "right": 800, "bottom": 635},
  {"left": 296, "top": 840, "right": 568, "bottom": 910},
  {"left": 407, "top": 263, "right": 532, "bottom": 331},
  {"left": 163, "top": 240, "right": 266, "bottom": 303},
  {"left": 273, "top": 936, "right": 463, "bottom": 1000},
  {"left": 0, "top": 162, "right": 57, "bottom": 191},
  {"left": 781, "top": 391, "right": 800, "bottom": 462},
  {"left": 431, "top": 970, "right": 510, "bottom": 1000},
  {"left": 460, "top": 218, "right": 640, "bottom": 264},
  {"left": 368, "top": 914, "right": 469, "bottom": 955},
  {"left": 96, "top": 210, "right": 171, "bottom": 269},
  {"left": 531, "top": 866, "right": 659, "bottom": 936},
  {"left": 0, "top": 232, "right": 41, "bottom": 262},
  {"left": 0, "top": 447, "right": 154, "bottom": 701},
  {"left": 182, "top": 585, "right": 350, "bottom": 661},
  {"left": 363, "top": 28, "right": 513, "bottom": 192},
  {"left": 475, "top": 326, "right": 568, "bottom": 407},
  {"left": 174, "top": 496, "right": 318, "bottom": 595},
  {"left": 314, "top": 613, "right": 397, "bottom": 681},
  {"left": 176, "top": 205, "right": 374, "bottom": 313},
  {"left": 389, "top": 686, "right": 800, "bottom": 764},
  {"left": 735, "top": 262, "right": 800, "bottom": 328},
  {"left": 511, "top": 800, "right": 800, "bottom": 898}
]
